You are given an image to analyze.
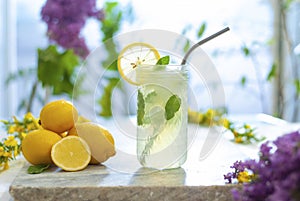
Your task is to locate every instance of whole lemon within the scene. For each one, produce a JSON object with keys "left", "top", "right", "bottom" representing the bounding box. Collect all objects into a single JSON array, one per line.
[
  {"left": 40, "top": 100, "right": 78, "bottom": 133},
  {"left": 74, "top": 122, "right": 116, "bottom": 164},
  {"left": 22, "top": 129, "right": 62, "bottom": 165},
  {"left": 67, "top": 116, "right": 91, "bottom": 137}
]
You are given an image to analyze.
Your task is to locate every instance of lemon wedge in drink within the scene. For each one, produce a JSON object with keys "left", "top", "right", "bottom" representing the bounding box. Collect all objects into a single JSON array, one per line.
[{"left": 117, "top": 42, "right": 160, "bottom": 85}]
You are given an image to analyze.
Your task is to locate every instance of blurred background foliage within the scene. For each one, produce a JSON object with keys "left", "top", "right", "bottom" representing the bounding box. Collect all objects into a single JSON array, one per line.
[{"left": 2, "top": 0, "right": 300, "bottom": 121}]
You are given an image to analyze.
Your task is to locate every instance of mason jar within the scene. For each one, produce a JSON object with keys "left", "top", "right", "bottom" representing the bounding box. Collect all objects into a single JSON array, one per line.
[{"left": 136, "top": 64, "right": 188, "bottom": 169}]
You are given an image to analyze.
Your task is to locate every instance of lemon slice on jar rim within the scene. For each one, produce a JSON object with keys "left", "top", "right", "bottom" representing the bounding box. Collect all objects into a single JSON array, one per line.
[{"left": 117, "top": 42, "right": 160, "bottom": 85}]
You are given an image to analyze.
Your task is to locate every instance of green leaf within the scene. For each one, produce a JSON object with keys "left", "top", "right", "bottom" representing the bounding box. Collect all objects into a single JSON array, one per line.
[
  {"left": 145, "top": 91, "right": 157, "bottom": 102},
  {"left": 156, "top": 56, "right": 170, "bottom": 65},
  {"left": 37, "top": 45, "right": 62, "bottom": 86},
  {"left": 241, "top": 45, "right": 250, "bottom": 56},
  {"left": 141, "top": 91, "right": 158, "bottom": 125},
  {"left": 99, "top": 78, "right": 120, "bottom": 117},
  {"left": 267, "top": 63, "right": 277, "bottom": 81},
  {"left": 98, "top": 1, "right": 135, "bottom": 116},
  {"left": 137, "top": 90, "right": 145, "bottom": 125},
  {"left": 266, "top": 38, "right": 275, "bottom": 46},
  {"left": 183, "top": 40, "right": 190, "bottom": 53},
  {"left": 102, "top": 40, "right": 118, "bottom": 71},
  {"left": 240, "top": 76, "right": 247, "bottom": 87},
  {"left": 27, "top": 164, "right": 50, "bottom": 174},
  {"left": 106, "top": 59, "right": 118, "bottom": 71},
  {"left": 101, "top": 2, "right": 123, "bottom": 41},
  {"left": 294, "top": 79, "right": 300, "bottom": 97},
  {"left": 105, "top": 1, "right": 119, "bottom": 13},
  {"left": 37, "top": 45, "right": 80, "bottom": 97},
  {"left": 165, "top": 95, "right": 181, "bottom": 120},
  {"left": 197, "top": 22, "right": 206, "bottom": 39},
  {"left": 283, "top": 0, "right": 295, "bottom": 10},
  {"left": 5, "top": 68, "right": 36, "bottom": 85}
]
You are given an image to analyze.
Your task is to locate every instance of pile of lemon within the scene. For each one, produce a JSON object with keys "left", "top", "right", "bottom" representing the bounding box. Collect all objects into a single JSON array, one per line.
[{"left": 21, "top": 100, "right": 116, "bottom": 172}]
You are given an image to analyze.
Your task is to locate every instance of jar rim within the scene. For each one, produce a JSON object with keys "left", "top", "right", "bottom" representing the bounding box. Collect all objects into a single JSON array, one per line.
[
  {"left": 137, "top": 64, "right": 188, "bottom": 67},
  {"left": 136, "top": 64, "right": 188, "bottom": 73}
]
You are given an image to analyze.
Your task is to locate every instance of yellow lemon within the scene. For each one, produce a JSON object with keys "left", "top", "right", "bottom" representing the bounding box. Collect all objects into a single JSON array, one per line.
[
  {"left": 51, "top": 136, "right": 91, "bottom": 171},
  {"left": 117, "top": 42, "right": 160, "bottom": 85},
  {"left": 21, "top": 129, "right": 62, "bottom": 165},
  {"left": 39, "top": 100, "right": 78, "bottom": 133},
  {"left": 67, "top": 115, "right": 91, "bottom": 137},
  {"left": 74, "top": 122, "right": 116, "bottom": 164},
  {"left": 77, "top": 115, "right": 91, "bottom": 123},
  {"left": 67, "top": 126, "right": 78, "bottom": 137},
  {"left": 59, "top": 131, "right": 69, "bottom": 138}
]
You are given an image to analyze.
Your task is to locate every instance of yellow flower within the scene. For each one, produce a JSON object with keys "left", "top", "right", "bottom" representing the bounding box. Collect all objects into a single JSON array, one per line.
[
  {"left": 13, "top": 116, "right": 19, "bottom": 123},
  {"left": 222, "top": 118, "right": 230, "bottom": 129},
  {"left": 8, "top": 125, "right": 16, "bottom": 134},
  {"left": 25, "top": 112, "right": 34, "bottom": 120},
  {"left": 3, "top": 162, "right": 9, "bottom": 170},
  {"left": 0, "top": 120, "right": 9, "bottom": 124},
  {"left": 235, "top": 136, "right": 243, "bottom": 143},
  {"left": 14, "top": 146, "right": 19, "bottom": 157},
  {"left": 25, "top": 113, "right": 39, "bottom": 130},
  {"left": 26, "top": 123, "right": 37, "bottom": 131},
  {"left": 3, "top": 151, "right": 12, "bottom": 158},
  {"left": 0, "top": 147, "right": 4, "bottom": 156},
  {"left": 4, "top": 136, "right": 18, "bottom": 147},
  {"left": 237, "top": 171, "right": 252, "bottom": 183},
  {"left": 206, "top": 109, "right": 214, "bottom": 118},
  {"left": 188, "top": 109, "right": 204, "bottom": 124},
  {"left": 15, "top": 126, "right": 24, "bottom": 133},
  {"left": 21, "top": 132, "right": 27, "bottom": 139},
  {"left": 244, "top": 124, "right": 251, "bottom": 129},
  {"left": 233, "top": 130, "right": 239, "bottom": 137}
]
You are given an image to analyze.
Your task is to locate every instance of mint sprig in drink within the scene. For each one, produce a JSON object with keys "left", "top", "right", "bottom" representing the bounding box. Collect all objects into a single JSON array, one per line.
[{"left": 136, "top": 64, "right": 188, "bottom": 169}]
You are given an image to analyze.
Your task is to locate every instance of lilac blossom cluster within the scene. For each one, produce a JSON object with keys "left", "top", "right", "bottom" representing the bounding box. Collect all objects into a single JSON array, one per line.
[
  {"left": 41, "top": 0, "right": 104, "bottom": 58},
  {"left": 225, "top": 130, "right": 300, "bottom": 201}
]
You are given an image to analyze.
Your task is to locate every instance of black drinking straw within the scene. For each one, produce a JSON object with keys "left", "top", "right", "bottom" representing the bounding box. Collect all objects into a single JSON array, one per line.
[{"left": 181, "top": 27, "right": 230, "bottom": 65}]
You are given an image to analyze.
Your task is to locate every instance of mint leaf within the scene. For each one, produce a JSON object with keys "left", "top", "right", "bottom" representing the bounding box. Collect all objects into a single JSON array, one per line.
[
  {"left": 143, "top": 91, "right": 158, "bottom": 124},
  {"left": 145, "top": 91, "right": 157, "bottom": 102},
  {"left": 137, "top": 90, "right": 145, "bottom": 125},
  {"left": 165, "top": 95, "right": 181, "bottom": 120},
  {"left": 156, "top": 56, "right": 170, "bottom": 65},
  {"left": 27, "top": 164, "right": 50, "bottom": 174}
]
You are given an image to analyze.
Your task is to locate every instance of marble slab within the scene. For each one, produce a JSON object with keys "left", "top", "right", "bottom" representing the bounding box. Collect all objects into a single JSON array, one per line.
[
  {"left": 10, "top": 162, "right": 240, "bottom": 201},
  {"left": 11, "top": 116, "right": 287, "bottom": 201}
]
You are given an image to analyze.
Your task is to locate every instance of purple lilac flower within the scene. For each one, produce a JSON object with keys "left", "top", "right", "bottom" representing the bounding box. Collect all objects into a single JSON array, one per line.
[
  {"left": 225, "top": 130, "right": 300, "bottom": 201},
  {"left": 224, "top": 161, "right": 246, "bottom": 183},
  {"left": 224, "top": 172, "right": 234, "bottom": 184},
  {"left": 231, "top": 160, "right": 246, "bottom": 172},
  {"left": 41, "top": 0, "right": 104, "bottom": 58},
  {"left": 259, "top": 141, "right": 272, "bottom": 160}
]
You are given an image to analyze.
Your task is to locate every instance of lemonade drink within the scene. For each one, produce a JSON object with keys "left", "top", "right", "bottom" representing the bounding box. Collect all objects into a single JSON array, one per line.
[{"left": 136, "top": 65, "right": 188, "bottom": 169}]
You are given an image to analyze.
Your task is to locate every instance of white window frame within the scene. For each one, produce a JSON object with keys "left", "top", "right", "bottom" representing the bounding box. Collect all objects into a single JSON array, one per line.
[{"left": 0, "top": 0, "right": 17, "bottom": 118}]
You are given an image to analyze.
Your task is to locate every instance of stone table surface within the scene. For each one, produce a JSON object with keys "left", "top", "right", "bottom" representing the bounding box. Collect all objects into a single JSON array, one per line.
[{"left": 2, "top": 114, "right": 299, "bottom": 201}]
